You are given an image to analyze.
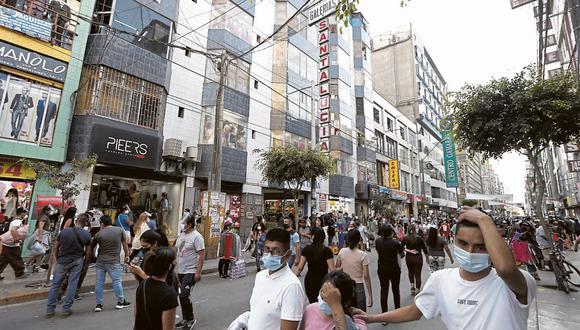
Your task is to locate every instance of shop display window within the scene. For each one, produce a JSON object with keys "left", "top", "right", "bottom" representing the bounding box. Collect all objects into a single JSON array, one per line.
[
  {"left": 0, "top": 72, "right": 61, "bottom": 146},
  {"left": 0, "top": 180, "right": 34, "bottom": 211},
  {"left": 202, "top": 110, "right": 247, "bottom": 150}
]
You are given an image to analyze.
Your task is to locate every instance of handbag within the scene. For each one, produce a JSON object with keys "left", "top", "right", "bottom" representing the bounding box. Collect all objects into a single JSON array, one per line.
[{"left": 0, "top": 224, "right": 29, "bottom": 245}]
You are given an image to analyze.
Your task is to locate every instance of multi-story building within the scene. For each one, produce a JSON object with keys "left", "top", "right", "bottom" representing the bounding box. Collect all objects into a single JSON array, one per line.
[
  {"left": 0, "top": 0, "right": 93, "bottom": 220},
  {"left": 371, "top": 25, "right": 457, "bottom": 213},
  {"left": 457, "top": 150, "right": 484, "bottom": 200}
]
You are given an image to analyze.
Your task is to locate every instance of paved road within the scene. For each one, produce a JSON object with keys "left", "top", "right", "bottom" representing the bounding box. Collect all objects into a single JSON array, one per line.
[{"left": 0, "top": 248, "right": 446, "bottom": 329}]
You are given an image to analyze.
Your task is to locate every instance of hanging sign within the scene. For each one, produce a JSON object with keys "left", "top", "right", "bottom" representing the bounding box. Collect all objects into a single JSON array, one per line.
[
  {"left": 442, "top": 130, "right": 459, "bottom": 188},
  {"left": 388, "top": 160, "right": 399, "bottom": 189}
]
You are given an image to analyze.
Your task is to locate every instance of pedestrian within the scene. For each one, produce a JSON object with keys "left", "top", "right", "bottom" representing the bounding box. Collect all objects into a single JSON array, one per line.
[
  {"left": 356, "top": 220, "right": 369, "bottom": 251},
  {"left": 130, "top": 212, "right": 151, "bottom": 261},
  {"left": 535, "top": 222, "right": 552, "bottom": 270},
  {"left": 283, "top": 217, "right": 300, "bottom": 269},
  {"left": 298, "top": 217, "right": 312, "bottom": 252},
  {"left": 439, "top": 219, "right": 451, "bottom": 243},
  {"left": 402, "top": 224, "right": 428, "bottom": 295},
  {"left": 300, "top": 271, "right": 368, "bottom": 329},
  {"left": 128, "top": 229, "right": 175, "bottom": 283},
  {"left": 244, "top": 228, "right": 305, "bottom": 329},
  {"left": 2, "top": 188, "right": 18, "bottom": 220},
  {"left": 218, "top": 219, "right": 241, "bottom": 278},
  {"left": 294, "top": 227, "right": 335, "bottom": 303},
  {"left": 353, "top": 207, "right": 537, "bottom": 329},
  {"left": 45, "top": 213, "right": 91, "bottom": 318},
  {"left": 134, "top": 246, "right": 178, "bottom": 330},
  {"left": 425, "top": 227, "right": 454, "bottom": 273},
  {"left": 92, "top": 215, "right": 131, "bottom": 312},
  {"left": 0, "top": 207, "right": 29, "bottom": 279},
  {"left": 60, "top": 207, "right": 77, "bottom": 230},
  {"left": 375, "top": 224, "right": 404, "bottom": 316},
  {"left": 175, "top": 215, "right": 205, "bottom": 329},
  {"left": 335, "top": 229, "right": 373, "bottom": 311},
  {"left": 511, "top": 228, "right": 541, "bottom": 281},
  {"left": 159, "top": 192, "right": 169, "bottom": 227},
  {"left": 27, "top": 205, "right": 52, "bottom": 272},
  {"left": 115, "top": 205, "right": 133, "bottom": 242},
  {"left": 178, "top": 208, "right": 190, "bottom": 233},
  {"left": 252, "top": 222, "right": 266, "bottom": 272}
]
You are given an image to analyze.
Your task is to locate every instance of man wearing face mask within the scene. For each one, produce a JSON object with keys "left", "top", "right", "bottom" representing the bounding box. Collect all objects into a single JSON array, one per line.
[
  {"left": 283, "top": 217, "right": 301, "bottom": 269},
  {"left": 354, "top": 206, "right": 537, "bottom": 329},
  {"left": 246, "top": 228, "right": 305, "bottom": 330}
]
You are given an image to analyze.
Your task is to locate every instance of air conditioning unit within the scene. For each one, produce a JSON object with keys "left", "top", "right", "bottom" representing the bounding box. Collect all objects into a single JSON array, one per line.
[
  {"left": 185, "top": 146, "right": 199, "bottom": 161},
  {"left": 163, "top": 138, "right": 183, "bottom": 157}
]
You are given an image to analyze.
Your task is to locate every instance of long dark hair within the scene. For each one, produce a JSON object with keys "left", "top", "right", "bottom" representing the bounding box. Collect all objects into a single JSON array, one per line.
[
  {"left": 405, "top": 224, "right": 418, "bottom": 246},
  {"left": 346, "top": 229, "right": 361, "bottom": 249},
  {"left": 380, "top": 224, "right": 394, "bottom": 238},
  {"left": 311, "top": 227, "right": 325, "bottom": 246},
  {"left": 6, "top": 188, "right": 18, "bottom": 205},
  {"left": 144, "top": 247, "right": 176, "bottom": 276},
  {"left": 426, "top": 227, "right": 439, "bottom": 248},
  {"left": 322, "top": 271, "right": 355, "bottom": 316}
]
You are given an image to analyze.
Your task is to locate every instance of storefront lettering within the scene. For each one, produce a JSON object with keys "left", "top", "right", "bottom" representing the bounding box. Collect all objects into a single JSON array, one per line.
[
  {"left": 0, "top": 41, "right": 68, "bottom": 82},
  {"left": 319, "top": 18, "right": 331, "bottom": 153},
  {"left": 106, "top": 137, "right": 148, "bottom": 158},
  {"left": 308, "top": 0, "right": 338, "bottom": 25}
]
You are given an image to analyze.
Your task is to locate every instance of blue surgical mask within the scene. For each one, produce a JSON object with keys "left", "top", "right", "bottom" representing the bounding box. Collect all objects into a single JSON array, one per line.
[
  {"left": 453, "top": 245, "right": 491, "bottom": 273},
  {"left": 317, "top": 295, "right": 332, "bottom": 316},
  {"left": 262, "top": 253, "right": 284, "bottom": 272}
]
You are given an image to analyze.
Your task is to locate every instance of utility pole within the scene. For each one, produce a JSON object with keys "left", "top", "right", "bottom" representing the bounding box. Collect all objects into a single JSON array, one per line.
[{"left": 210, "top": 51, "right": 229, "bottom": 192}]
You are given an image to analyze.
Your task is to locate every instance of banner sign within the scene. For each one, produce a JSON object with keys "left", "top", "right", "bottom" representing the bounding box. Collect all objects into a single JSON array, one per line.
[
  {"left": 318, "top": 18, "right": 336, "bottom": 152},
  {"left": 388, "top": 160, "right": 399, "bottom": 189},
  {"left": 0, "top": 41, "right": 68, "bottom": 82},
  {"left": 0, "top": 6, "right": 52, "bottom": 42},
  {"left": 0, "top": 157, "right": 35, "bottom": 180},
  {"left": 308, "top": 0, "right": 338, "bottom": 25},
  {"left": 568, "top": 160, "right": 580, "bottom": 173},
  {"left": 442, "top": 130, "right": 459, "bottom": 188}
]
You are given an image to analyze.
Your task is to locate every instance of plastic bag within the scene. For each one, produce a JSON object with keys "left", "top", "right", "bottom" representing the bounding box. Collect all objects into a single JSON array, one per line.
[{"left": 29, "top": 241, "right": 46, "bottom": 257}]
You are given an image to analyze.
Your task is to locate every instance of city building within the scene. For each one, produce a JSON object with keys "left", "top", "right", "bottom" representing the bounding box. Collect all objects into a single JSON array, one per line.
[
  {"left": 0, "top": 0, "right": 92, "bottom": 218},
  {"left": 371, "top": 25, "right": 458, "bottom": 213},
  {"left": 456, "top": 150, "right": 484, "bottom": 200}
]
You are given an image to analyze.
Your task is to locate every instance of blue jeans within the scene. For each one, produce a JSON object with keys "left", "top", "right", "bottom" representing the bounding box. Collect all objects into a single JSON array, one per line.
[
  {"left": 95, "top": 263, "right": 124, "bottom": 305},
  {"left": 46, "top": 257, "right": 83, "bottom": 313}
]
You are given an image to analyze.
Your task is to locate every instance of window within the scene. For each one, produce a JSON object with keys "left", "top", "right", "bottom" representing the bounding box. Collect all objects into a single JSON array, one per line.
[
  {"left": 361, "top": 46, "right": 367, "bottom": 61},
  {"left": 288, "top": 86, "right": 312, "bottom": 121},
  {"left": 178, "top": 107, "right": 184, "bottom": 118},
  {"left": 401, "top": 171, "right": 411, "bottom": 192},
  {"left": 286, "top": 45, "right": 315, "bottom": 81},
  {"left": 373, "top": 108, "right": 380, "bottom": 123},
  {"left": 257, "top": 35, "right": 262, "bottom": 43},
  {"left": 387, "top": 117, "right": 394, "bottom": 132},
  {"left": 202, "top": 110, "right": 247, "bottom": 149},
  {"left": 109, "top": 0, "right": 172, "bottom": 57},
  {"left": 205, "top": 59, "right": 250, "bottom": 93},
  {"left": 254, "top": 79, "right": 259, "bottom": 89},
  {"left": 210, "top": 0, "right": 253, "bottom": 44},
  {"left": 185, "top": 47, "right": 192, "bottom": 57},
  {"left": 385, "top": 136, "right": 397, "bottom": 159},
  {"left": 76, "top": 65, "right": 164, "bottom": 130},
  {"left": 375, "top": 130, "right": 385, "bottom": 153},
  {"left": 251, "top": 130, "right": 256, "bottom": 139},
  {"left": 399, "top": 123, "right": 407, "bottom": 141},
  {"left": 399, "top": 146, "right": 409, "bottom": 166}
]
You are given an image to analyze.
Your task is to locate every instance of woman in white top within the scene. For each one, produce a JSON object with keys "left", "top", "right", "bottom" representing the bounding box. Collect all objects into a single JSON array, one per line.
[
  {"left": 335, "top": 229, "right": 373, "bottom": 312},
  {"left": 130, "top": 212, "right": 151, "bottom": 261},
  {"left": 3, "top": 188, "right": 18, "bottom": 220}
]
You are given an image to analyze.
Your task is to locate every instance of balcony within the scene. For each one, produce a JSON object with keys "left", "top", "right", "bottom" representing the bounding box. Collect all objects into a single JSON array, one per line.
[{"left": 0, "top": 0, "right": 79, "bottom": 50}]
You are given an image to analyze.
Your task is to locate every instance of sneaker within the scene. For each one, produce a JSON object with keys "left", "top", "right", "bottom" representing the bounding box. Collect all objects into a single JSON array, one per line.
[
  {"left": 115, "top": 300, "right": 131, "bottom": 309},
  {"left": 188, "top": 319, "right": 197, "bottom": 329},
  {"left": 45, "top": 312, "right": 55, "bottom": 319},
  {"left": 74, "top": 293, "right": 81, "bottom": 300},
  {"left": 410, "top": 287, "right": 416, "bottom": 295},
  {"left": 176, "top": 320, "right": 193, "bottom": 329},
  {"left": 94, "top": 304, "right": 103, "bottom": 312},
  {"left": 61, "top": 310, "right": 73, "bottom": 318}
]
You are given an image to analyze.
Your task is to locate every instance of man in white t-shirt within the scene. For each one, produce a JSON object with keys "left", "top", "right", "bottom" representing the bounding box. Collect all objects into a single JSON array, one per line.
[
  {"left": 355, "top": 206, "right": 537, "bottom": 329},
  {"left": 247, "top": 228, "right": 305, "bottom": 330}
]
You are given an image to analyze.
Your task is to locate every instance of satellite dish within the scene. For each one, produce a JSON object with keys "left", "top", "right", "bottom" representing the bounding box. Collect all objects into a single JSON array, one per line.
[{"left": 426, "top": 163, "right": 434, "bottom": 171}]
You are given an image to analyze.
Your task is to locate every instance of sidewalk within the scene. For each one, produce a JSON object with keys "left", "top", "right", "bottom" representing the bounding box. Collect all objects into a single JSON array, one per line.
[
  {"left": 0, "top": 251, "right": 255, "bottom": 306},
  {"left": 528, "top": 251, "right": 580, "bottom": 330}
]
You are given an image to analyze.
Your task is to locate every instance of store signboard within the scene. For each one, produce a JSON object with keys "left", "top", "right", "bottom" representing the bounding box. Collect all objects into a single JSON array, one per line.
[
  {"left": 442, "top": 130, "right": 459, "bottom": 188},
  {"left": 0, "top": 41, "right": 68, "bottom": 82},
  {"left": 568, "top": 160, "right": 580, "bottom": 173},
  {"left": 0, "top": 6, "right": 52, "bottom": 42},
  {"left": 564, "top": 142, "right": 579, "bottom": 153},
  {"left": 308, "top": 0, "right": 338, "bottom": 25},
  {"left": 90, "top": 124, "right": 162, "bottom": 169},
  {"left": 0, "top": 157, "right": 35, "bottom": 180},
  {"left": 318, "top": 18, "right": 335, "bottom": 153},
  {"left": 388, "top": 160, "right": 399, "bottom": 189}
]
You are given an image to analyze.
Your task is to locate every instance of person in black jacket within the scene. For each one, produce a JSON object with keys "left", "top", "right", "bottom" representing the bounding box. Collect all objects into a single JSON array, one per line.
[{"left": 375, "top": 224, "right": 404, "bottom": 314}]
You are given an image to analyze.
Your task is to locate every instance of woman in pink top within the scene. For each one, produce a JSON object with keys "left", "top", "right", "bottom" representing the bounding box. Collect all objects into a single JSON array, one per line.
[
  {"left": 300, "top": 271, "right": 368, "bottom": 330},
  {"left": 335, "top": 229, "right": 373, "bottom": 311}
]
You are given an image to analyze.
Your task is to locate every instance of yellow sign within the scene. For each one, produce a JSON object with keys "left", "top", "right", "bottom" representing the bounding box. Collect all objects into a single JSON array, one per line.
[
  {"left": 0, "top": 158, "right": 35, "bottom": 180},
  {"left": 388, "top": 160, "right": 399, "bottom": 189}
]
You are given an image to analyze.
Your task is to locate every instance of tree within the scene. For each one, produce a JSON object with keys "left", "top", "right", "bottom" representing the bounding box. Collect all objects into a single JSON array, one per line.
[
  {"left": 19, "top": 155, "right": 97, "bottom": 284},
  {"left": 256, "top": 145, "right": 334, "bottom": 224},
  {"left": 335, "top": 0, "right": 410, "bottom": 29},
  {"left": 371, "top": 194, "right": 394, "bottom": 220},
  {"left": 447, "top": 66, "right": 580, "bottom": 246}
]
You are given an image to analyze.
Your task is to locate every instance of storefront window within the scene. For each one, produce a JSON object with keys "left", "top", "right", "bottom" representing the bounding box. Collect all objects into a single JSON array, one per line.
[
  {"left": 210, "top": 0, "right": 253, "bottom": 44},
  {"left": 110, "top": 0, "right": 171, "bottom": 57},
  {"left": 0, "top": 72, "right": 61, "bottom": 146},
  {"left": 76, "top": 66, "right": 164, "bottom": 130},
  {"left": 202, "top": 110, "right": 247, "bottom": 150}
]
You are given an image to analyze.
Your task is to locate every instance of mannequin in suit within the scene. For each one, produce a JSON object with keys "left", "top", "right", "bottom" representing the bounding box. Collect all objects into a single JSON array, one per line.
[
  {"left": 35, "top": 92, "right": 57, "bottom": 142},
  {"left": 10, "top": 86, "right": 34, "bottom": 138}
]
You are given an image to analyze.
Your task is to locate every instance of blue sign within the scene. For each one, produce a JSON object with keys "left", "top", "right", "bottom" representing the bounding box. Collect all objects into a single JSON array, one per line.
[
  {"left": 378, "top": 186, "right": 390, "bottom": 194},
  {"left": 442, "top": 130, "right": 459, "bottom": 188},
  {"left": 0, "top": 6, "right": 52, "bottom": 42}
]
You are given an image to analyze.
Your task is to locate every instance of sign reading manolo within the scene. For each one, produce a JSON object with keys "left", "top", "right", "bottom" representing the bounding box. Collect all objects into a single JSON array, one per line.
[
  {"left": 0, "top": 41, "right": 68, "bottom": 82},
  {"left": 442, "top": 130, "right": 459, "bottom": 188}
]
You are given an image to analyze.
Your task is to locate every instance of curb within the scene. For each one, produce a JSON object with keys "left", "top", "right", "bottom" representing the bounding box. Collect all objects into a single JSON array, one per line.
[{"left": 0, "top": 259, "right": 257, "bottom": 306}]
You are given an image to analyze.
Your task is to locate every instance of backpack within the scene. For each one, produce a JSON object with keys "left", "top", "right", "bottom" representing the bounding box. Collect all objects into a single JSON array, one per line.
[{"left": 0, "top": 219, "right": 12, "bottom": 236}]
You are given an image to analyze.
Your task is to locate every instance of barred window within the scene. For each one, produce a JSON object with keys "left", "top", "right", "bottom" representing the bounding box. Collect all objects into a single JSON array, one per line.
[{"left": 76, "top": 66, "right": 164, "bottom": 130}]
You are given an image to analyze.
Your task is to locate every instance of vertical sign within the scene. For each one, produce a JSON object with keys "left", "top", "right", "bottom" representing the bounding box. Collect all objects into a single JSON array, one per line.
[
  {"left": 442, "top": 131, "right": 459, "bottom": 188},
  {"left": 318, "top": 18, "right": 331, "bottom": 153},
  {"left": 388, "top": 160, "right": 399, "bottom": 189}
]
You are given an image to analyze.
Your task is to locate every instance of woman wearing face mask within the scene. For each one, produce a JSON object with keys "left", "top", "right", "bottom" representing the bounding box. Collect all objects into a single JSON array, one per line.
[
  {"left": 128, "top": 229, "right": 174, "bottom": 285},
  {"left": 115, "top": 205, "right": 133, "bottom": 242},
  {"left": 129, "top": 212, "right": 151, "bottom": 261},
  {"left": 134, "top": 246, "right": 178, "bottom": 330},
  {"left": 336, "top": 229, "right": 373, "bottom": 311},
  {"left": 252, "top": 223, "right": 266, "bottom": 272},
  {"left": 295, "top": 227, "right": 336, "bottom": 303},
  {"left": 300, "top": 270, "right": 367, "bottom": 330}
]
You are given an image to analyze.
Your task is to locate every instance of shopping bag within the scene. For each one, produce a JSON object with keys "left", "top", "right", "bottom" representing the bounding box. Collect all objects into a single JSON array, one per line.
[{"left": 228, "top": 259, "right": 246, "bottom": 279}]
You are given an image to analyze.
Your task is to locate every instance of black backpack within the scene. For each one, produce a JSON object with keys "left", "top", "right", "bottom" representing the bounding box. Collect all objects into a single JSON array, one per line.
[{"left": 0, "top": 219, "right": 12, "bottom": 236}]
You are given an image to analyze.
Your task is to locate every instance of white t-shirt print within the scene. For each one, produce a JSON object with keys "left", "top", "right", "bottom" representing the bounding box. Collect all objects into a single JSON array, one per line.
[{"left": 415, "top": 268, "right": 537, "bottom": 330}]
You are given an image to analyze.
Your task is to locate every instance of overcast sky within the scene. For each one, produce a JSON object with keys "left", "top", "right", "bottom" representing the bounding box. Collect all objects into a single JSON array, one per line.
[{"left": 358, "top": 0, "right": 538, "bottom": 203}]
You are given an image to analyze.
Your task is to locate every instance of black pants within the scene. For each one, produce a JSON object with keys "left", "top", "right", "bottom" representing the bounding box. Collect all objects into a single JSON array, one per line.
[
  {"left": 178, "top": 273, "right": 196, "bottom": 321},
  {"left": 218, "top": 258, "right": 231, "bottom": 277},
  {"left": 378, "top": 268, "right": 401, "bottom": 312},
  {"left": 0, "top": 245, "right": 25, "bottom": 277},
  {"left": 405, "top": 254, "right": 423, "bottom": 289}
]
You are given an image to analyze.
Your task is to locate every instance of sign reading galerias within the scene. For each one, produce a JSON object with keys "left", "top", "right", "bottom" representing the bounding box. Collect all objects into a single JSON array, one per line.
[{"left": 308, "top": 0, "right": 338, "bottom": 25}]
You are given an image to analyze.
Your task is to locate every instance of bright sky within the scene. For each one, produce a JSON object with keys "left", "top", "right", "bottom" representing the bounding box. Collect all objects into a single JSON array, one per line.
[{"left": 359, "top": 0, "right": 538, "bottom": 203}]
